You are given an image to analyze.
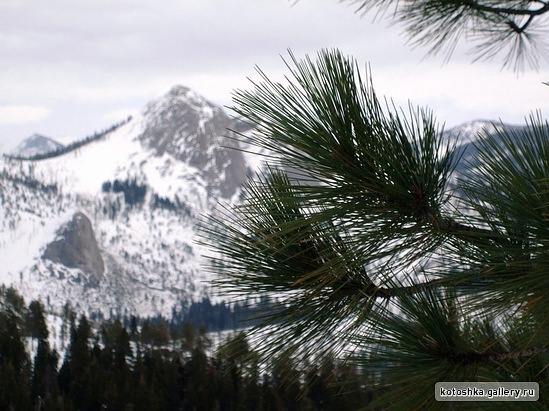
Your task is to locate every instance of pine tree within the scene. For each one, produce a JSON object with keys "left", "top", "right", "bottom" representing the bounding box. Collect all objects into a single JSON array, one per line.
[
  {"left": 26, "top": 300, "right": 49, "bottom": 343},
  {"left": 27, "top": 300, "right": 60, "bottom": 407},
  {"left": 0, "top": 287, "right": 32, "bottom": 410},
  {"left": 201, "top": 48, "right": 548, "bottom": 409},
  {"left": 100, "top": 318, "right": 133, "bottom": 407},
  {"left": 58, "top": 314, "right": 97, "bottom": 409},
  {"left": 345, "top": 0, "right": 549, "bottom": 71},
  {"left": 215, "top": 332, "right": 260, "bottom": 410},
  {"left": 31, "top": 338, "right": 59, "bottom": 407}
]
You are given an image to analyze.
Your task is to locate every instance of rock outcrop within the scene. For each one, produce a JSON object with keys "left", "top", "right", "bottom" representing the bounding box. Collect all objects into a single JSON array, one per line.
[
  {"left": 43, "top": 212, "right": 104, "bottom": 287},
  {"left": 139, "top": 85, "right": 247, "bottom": 198}
]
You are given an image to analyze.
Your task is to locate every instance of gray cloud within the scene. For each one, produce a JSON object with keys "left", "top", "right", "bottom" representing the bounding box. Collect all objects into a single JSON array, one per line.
[{"left": 1, "top": 0, "right": 547, "bottom": 149}]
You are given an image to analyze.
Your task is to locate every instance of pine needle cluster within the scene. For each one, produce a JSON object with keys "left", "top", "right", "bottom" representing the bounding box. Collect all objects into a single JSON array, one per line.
[
  {"left": 200, "top": 49, "right": 548, "bottom": 409},
  {"left": 346, "top": 0, "right": 549, "bottom": 71}
]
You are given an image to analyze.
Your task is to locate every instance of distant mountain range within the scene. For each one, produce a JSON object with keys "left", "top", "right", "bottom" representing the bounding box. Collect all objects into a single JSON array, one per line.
[
  {"left": 10, "top": 133, "right": 65, "bottom": 158},
  {"left": 0, "top": 85, "right": 520, "bottom": 322}
]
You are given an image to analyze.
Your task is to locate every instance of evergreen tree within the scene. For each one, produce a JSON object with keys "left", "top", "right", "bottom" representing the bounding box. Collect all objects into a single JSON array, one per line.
[
  {"left": 183, "top": 344, "right": 216, "bottom": 410},
  {"left": 27, "top": 300, "right": 60, "bottom": 407},
  {"left": 201, "top": 47, "right": 548, "bottom": 409},
  {"left": 58, "top": 314, "right": 97, "bottom": 409},
  {"left": 215, "top": 332, "right": 260, "bottom": 410},
  {"left": 344, "top": 0, "right": 549, "bottom": 71},
  {"left": 100, "top": 318, "right": 133, "bottom": 407},
  {"left": 26, "top": 300, "right": 49, "bottom": 343},
  {"left": 60, "top": 302, "right": 76, "bottom": 350},
  {"left": 31, "top": 338, "right": 59, "bottom": 408},
  {"left": 0, "top": 287, "right": 32, "bottom": 410}
]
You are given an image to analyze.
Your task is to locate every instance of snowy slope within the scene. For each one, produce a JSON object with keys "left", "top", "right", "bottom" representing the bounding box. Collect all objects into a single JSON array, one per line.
[
  {"left": 0, "top": 82, "right": 519, "bottom": 322},
  {"left": 0, "top": 85, "right": 254, "bottom": 320}
]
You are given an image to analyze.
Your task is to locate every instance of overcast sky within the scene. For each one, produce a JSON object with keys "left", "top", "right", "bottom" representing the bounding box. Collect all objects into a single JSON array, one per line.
[{"left": 1, "top": 0, "right": 548, "bottom": 151}]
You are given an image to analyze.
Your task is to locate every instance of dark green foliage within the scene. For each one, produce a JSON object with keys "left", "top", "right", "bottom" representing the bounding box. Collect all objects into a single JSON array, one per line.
[
  {"left": 0, "top": 168, "right": 59, "bottom": 195},
  {"left": 0, "top": 287, "right": 380, "bottom": 410},
  {"left": 101, "top": 181, "right": 112, "bottom": 193},
  {"left": 152, "top": 193, "right": 179, "bottom": 211},
  {"left": 170, "top": 296, "right": 279, "bottom": 332},
  {"left": 151, "top": 194, "right": 192, "bottom": 217},
  {"left": 0, "top": 287, "right": 32, "bottom": 410},
  {"left": 58, "top": 315, "right": 96, "bottom": 409},
  {"left": 104, "top": 178, "right": 148, "bottom": 208},
  {"left": 345, "top": 0, "right": 549, "bottom": 71},
  {"left": 27, "top": 300, "right": 60, "bottom": 405},
  {"left": 101, "top": 177, "right": 148, "bottom": 218},
  {"left": 27, "top": 300, "right": 49, "bottom": 341},
  {"left": 201, "top": 49, "right": 549, "bottom": 410},
  {"left": 31, "top": 339, "right": 59, "bottom": 401},
  {"left": 141, "top": 317, "right": 171, "bottom": 348}
]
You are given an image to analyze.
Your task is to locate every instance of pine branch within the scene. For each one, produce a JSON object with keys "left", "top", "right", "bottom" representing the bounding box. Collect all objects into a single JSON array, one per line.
[
  {"left": 488, "top": 345, "right": 549, "bottom": 362},
  {"left": 344, "top": 0, "right": 549, "bottom": 70},
  {"left": 443, "top": 345, "right": 549, "bottom": 366},
  {"left": 370, "top": 278, "right": 445, "bottom": 298},
  {"left": 202, "top": 49, "right": 548, "bottom": 404},
  {"left": 461, "top": 0, "right": 549, "bottom": 17}
]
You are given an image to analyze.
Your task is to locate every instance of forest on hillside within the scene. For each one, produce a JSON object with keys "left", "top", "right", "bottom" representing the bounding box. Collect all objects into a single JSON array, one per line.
[
  {"left": 4, "top": 117, "right": 132, "bottom": 162},
  {"left": 0, "top": 286, "right": 381, "bottom": 410}
]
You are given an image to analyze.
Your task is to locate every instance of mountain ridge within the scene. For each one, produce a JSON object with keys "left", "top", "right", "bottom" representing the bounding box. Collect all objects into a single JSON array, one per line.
[
  {"left": 0, "top": 85, "right": 251, "bottom": 320},
  {"left": 0, "top": 85, "right": 520, "bottom": 323}
]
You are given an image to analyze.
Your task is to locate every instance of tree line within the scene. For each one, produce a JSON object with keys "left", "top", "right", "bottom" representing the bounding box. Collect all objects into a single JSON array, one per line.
[
  {"left": 4, "top": 116, "right": 132, "bottom": 162},
  {"left": 0, "top": 286, "right": 382, "bottom": 410}
]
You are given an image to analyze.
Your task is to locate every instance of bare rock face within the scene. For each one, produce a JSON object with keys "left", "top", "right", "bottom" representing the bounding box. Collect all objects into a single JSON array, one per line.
[
  {"left": 139, "top": 85, "right": 247, "bottom": 198},
  {"left": 43, "top": 212, "right": 104, "bottom": 287}
]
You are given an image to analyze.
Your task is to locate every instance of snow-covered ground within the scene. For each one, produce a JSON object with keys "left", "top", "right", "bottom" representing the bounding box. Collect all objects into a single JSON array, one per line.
[
  {"left": 0, "top": 81, "right": 509, "bottom": 326},
  {"left": 0, "top": 86, "right": 255, "bottom": 320}
]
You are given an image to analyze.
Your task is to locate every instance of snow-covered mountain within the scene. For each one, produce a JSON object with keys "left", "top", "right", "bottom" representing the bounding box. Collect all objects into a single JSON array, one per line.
[
  {"left": 0, "top": 85, "right": 520, "bottom": 322},
  {"left": 11, "top": 133, "right": 65, "bottom": 158},
  {"left": 0, "top": 85, "right": 254, "bottom": 320},
  {"left": 443, "top": 119, "right": 524, "bottom": 177}
]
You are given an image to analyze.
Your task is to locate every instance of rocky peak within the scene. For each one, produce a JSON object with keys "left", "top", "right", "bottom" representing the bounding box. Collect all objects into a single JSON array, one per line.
[
  {"left": 139, "top": 85, "right": 247, "bottom": 198},
  {"left": 139, "top": 85, "right": 230, "bottom": 161},
  {"left": 42, "top": 212, "right": 104, "bottom": 287}
]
